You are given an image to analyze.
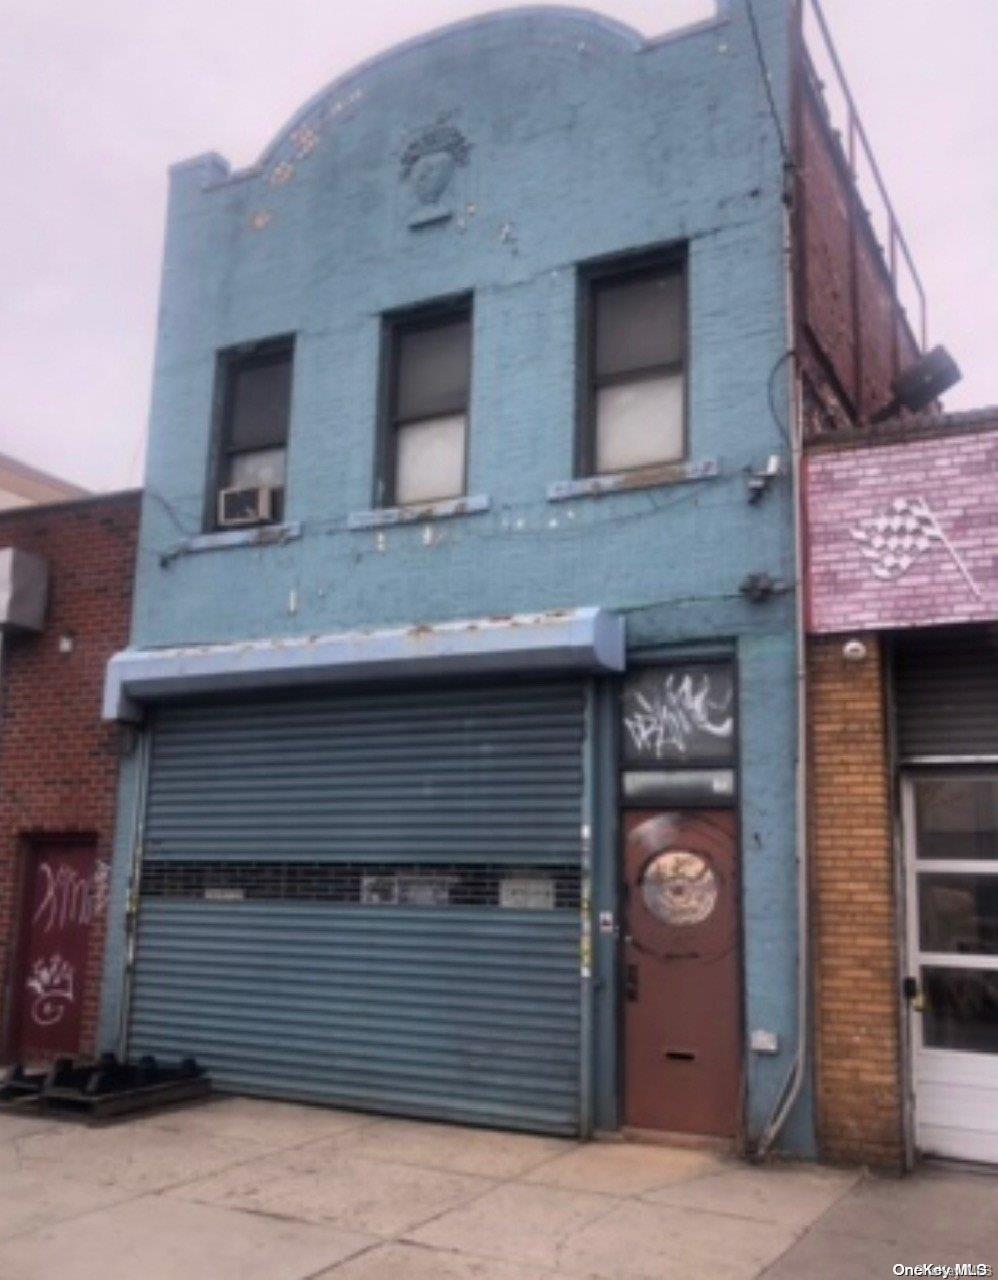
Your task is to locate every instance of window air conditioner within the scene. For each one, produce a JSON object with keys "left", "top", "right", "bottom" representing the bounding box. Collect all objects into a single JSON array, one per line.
[{"left": 217, "top": 486, "right": 274, "bottom": 528}]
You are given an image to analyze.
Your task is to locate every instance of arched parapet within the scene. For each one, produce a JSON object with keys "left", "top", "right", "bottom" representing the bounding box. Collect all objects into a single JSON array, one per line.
[
  {"left": 166, "top": 6, "right": 728, "bottom": 189},
  {"left": 163, "top": 4, "right": 737, "bottom": 213},
  {"left": 252, "top": 8, "right": 649, "bottom": 176}
]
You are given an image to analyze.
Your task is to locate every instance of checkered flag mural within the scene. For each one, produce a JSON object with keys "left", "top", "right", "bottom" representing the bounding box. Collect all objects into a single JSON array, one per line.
[
  {"left": 850, "top": 496, "right": 941, "bottom": 579},
  {"left": 849, "top": 496, "right": 983, "bottom": 599}
]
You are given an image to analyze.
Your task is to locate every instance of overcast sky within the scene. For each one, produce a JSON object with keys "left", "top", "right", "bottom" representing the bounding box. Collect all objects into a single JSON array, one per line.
[{"left": 2, "top": 0, "right": 995, "bottom": 492}]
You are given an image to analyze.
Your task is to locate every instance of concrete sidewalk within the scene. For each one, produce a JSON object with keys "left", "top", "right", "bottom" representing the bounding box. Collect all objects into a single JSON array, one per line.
[{"left": 0, "top": 1098, "right": 994, "bottom": 1279}]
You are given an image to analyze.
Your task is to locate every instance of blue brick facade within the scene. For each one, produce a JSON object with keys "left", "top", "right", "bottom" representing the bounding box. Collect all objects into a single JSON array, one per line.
[{"left": 102, "top": 2, "right": 813, "bottom": 1153}]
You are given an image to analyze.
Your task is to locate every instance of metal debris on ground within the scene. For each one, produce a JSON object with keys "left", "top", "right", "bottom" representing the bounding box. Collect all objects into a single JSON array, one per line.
[{"left": 0, "top": 1053, "right": 209, "bottom": 1122}]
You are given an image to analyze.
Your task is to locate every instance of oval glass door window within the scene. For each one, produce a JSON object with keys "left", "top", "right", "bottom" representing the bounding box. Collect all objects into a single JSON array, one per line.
[{"left": 641, "top": 850, "right": 718, "bottom": 926}]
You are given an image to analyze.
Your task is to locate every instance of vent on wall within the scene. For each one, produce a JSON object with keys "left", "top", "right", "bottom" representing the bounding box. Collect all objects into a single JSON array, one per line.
[{"left": 0, "top": 548, "right": 48, "bottom": 633}]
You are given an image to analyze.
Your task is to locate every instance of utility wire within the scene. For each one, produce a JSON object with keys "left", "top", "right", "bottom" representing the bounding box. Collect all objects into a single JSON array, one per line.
[{"left": 767, "top": 348, "right": 796, "bottom": 446}]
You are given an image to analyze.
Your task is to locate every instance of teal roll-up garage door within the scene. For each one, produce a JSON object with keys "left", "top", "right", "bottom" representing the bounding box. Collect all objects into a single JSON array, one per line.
[{"left": 128, "top": 680, "right": 586, "bottom": 1133}]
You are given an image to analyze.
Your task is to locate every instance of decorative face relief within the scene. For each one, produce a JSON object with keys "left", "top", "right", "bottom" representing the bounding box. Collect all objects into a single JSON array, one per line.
[
  {"left": 400, "top": 120, "right": 471, "bottom": 228},
  {"left": 640, "top": 850, "right": 718, "bottom": 926},
  {"left": 412, "top": 151, "right": 455, "bottom": 205}
]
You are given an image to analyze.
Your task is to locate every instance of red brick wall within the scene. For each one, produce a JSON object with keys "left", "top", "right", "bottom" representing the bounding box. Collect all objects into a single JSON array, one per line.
[
  {"left": 795, "top": 75, "right": 919, "bottom": 431},
  {"left": 0, "top": 493, "right": 140, "bottom": 1061},
  {"left": 808, "top": 635, "right": 904, "bottom": 1168}
]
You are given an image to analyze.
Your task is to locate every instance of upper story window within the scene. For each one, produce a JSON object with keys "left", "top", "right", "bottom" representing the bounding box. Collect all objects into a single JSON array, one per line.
[
  {"left": 212, "top": 337, "right": 293, "bottom": 529},
  {"left": 580, "top": 254, "right": 686, "bottom": 477},
  {"left": 378, "top": 301, "right": 471, "bottom": 508}
]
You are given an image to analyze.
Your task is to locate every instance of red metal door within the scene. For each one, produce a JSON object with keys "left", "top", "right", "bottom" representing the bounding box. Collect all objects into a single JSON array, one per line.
[
  {"left": 623, "top": 810, "right": 741, "bottom": 1136},
  {"left": 9, "top": 843, "right": 100, "bottom": 1062}
]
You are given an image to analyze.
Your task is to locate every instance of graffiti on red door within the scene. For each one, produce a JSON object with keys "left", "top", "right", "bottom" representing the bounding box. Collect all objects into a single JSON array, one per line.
[
  {"left": 31, "top": 857, "right": 107, "bottom": 935},
  {"left": 25, "top": 953, "right": 76, "bottom": 1028},
  {"left": 12, "top": 847, "right": 107, "bottom": 1058}
]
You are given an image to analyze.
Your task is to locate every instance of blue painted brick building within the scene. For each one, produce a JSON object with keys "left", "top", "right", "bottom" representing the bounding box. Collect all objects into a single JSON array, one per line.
[{"left": 100, "top": 2, "right": 813, "bottom": 1154}]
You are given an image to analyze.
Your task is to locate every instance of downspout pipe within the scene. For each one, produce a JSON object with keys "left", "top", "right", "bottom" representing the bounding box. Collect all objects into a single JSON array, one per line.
[
  {"left": 753, "top": 346, "right": 809, "bottom": 1159},
  {"left": 753, "top": 8, "right": 810, "bottom": 1156}
]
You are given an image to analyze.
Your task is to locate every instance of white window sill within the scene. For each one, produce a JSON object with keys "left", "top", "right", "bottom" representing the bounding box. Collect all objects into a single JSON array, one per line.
[
  {"left": 547, "top": 459, "right": 719, "bottom": 502},
  {"left": 347, "top": 494, "right": 490, "bottom": 530}
]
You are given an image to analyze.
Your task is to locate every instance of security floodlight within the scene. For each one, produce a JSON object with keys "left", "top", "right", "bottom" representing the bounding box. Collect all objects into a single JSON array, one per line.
[{"left": 871, "top": 345, "right": 961, "bottom": 424}]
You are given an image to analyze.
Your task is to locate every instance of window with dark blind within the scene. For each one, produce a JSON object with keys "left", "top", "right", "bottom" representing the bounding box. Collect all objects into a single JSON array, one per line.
[
  {"left": 379, "top": 303, "right": 471, "bottom": 507},
  {"left": 211, "top": 337, "right": 293, "bottom": 528},
  {"left": 581, "top": 255, "right": 686, "bottom": 476}
]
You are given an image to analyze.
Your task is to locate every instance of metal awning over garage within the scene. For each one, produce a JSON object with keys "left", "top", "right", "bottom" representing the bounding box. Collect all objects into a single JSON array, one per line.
[{"left": 103, "top": 608, "right": 624, "bottom": 721}]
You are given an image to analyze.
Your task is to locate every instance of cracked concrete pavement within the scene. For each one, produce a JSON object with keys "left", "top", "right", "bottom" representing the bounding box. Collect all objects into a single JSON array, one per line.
[{"left": 0, "top": 1098, "right": 994, "bottom": 1278}]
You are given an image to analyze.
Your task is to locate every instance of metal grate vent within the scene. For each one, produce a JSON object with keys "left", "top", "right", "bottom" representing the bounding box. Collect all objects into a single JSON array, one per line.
[{"left": 140, "top": 861, "right": 581, "bottom": 910}]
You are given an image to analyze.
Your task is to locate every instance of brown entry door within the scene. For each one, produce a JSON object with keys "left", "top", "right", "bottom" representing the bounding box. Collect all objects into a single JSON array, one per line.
[
  {"left": 9, "top": 843, "right": 100, "bottom": 1062},
  {"left": 623, "top": 810, "right": 741, "bottom": 1136}
]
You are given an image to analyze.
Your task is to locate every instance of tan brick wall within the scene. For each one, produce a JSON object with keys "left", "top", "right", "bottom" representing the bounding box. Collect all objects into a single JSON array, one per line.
[{"left": 808, "top": 635, "right": 905, "bottom": 1168}]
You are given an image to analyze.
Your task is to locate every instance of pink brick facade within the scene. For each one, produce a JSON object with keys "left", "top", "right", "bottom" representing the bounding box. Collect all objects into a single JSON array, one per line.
[{"left": 807, "top": 423, "right": 998, "bottom": 635}]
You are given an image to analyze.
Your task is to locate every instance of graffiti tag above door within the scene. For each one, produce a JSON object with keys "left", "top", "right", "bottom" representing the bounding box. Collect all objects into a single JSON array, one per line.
[{"left": 621, "top": 665, "right": 735, "bottom": 767}]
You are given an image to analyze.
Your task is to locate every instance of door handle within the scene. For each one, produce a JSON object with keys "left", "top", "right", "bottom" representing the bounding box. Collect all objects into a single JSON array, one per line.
[
  {"left": 902, "top": 976, "right": 925, "bottom": 1012},
  {"left": 626, "top": 964, "right": 639, "bottom": 1002}
]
